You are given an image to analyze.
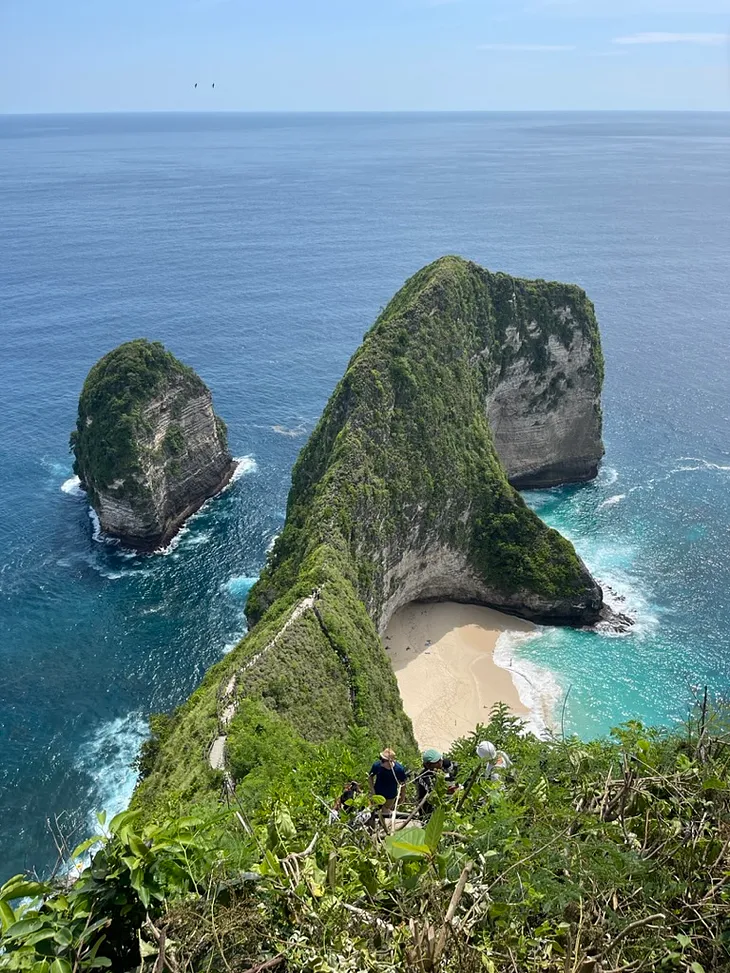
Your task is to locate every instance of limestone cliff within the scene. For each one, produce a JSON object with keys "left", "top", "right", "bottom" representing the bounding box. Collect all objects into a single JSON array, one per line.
[
  {"left": 248, "top": 256, "right": 604, "bottom": 632},
  {"left": 486, "top": 307, "right": 603, "bottom": 489},
  {"left": 71, "top": 340, "right": 234, "bottom": 551},
  {"left": 133, "top": 257, "right": 606, "bottom": 816}
]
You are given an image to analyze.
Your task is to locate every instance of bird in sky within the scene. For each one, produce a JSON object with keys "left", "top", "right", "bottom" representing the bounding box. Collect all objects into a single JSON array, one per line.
[
  {"left": 212, "top": 83, "right": 215, "bottom": 88},
  {"left": 194, "top": 82, "right": 198, "bottom": 88}
]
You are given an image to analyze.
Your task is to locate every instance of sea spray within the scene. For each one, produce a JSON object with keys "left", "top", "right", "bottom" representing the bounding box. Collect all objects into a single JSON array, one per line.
[{"left": 61, "top": 475, "right": 84, "bottom": 498}]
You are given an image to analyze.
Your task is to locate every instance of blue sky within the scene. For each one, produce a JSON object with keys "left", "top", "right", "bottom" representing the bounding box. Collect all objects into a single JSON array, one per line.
[{"left": 1, "top": 0, "right": 729, "bottom": 112}]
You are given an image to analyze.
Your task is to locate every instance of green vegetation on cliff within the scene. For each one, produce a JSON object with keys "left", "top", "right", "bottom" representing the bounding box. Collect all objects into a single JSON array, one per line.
[
  {"left": 70, "top": 339, "right": 206, "bottom": 502},
  {"left": 132, "top": 256, "right": 603, "bottom": 824},
  {"left": 248, "top": 255, "right": 601, "bottom": 625},
  {"left": 4, "top": 704, "right": 730, "bottom": 972}
]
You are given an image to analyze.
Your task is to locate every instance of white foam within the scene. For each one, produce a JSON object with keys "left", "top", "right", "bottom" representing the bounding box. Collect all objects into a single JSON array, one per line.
[
  {"left": 494, "top": 629, "right": 563, "bottom": 738},
  {"left": 598, "top": 466, "right": 619, "bottom": 487},
  {"left": 89, "top": 509, "right": 103, "bottom": 543},
  {"left": 231, "top": 455, "right": 258, "bottom": 482},
  {"left": 61, "top": 475, "right": 84, "bottom": 498},
  {"left": 673, "top": 457, "right": 730, "bottom": 473},
  {"left": 267, "top": 533, "right": 280, "bottom": 553},
  {"left": 75, "top": 712, "right": 149, "bottom": 837},
  {"left": 271, "top": 424, "right": 307, "bottom": 438},
  {"left": 222, "top": 630, "right": 247, "bottom": 655},
  {"left": 182, "top": 530, "right": 211, "bottom": 547},
  {"left": 597, "top": 493, "right": 626, "bottom": 510},
  {"left": 224, "top": 575, "right": 259, "bottom": 599}
]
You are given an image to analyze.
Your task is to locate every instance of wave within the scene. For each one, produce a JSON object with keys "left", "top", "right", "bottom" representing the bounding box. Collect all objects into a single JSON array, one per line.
[
  {"left": 75, "top": 712, "right": 149, "bottom": 833},
  {"left": 231, "top": 455, "right": 258, "bottom": 482},
  {"left": 271, "top": 424, "right": 307, "bottom": 438},
  {"left": 61, "top": 475, "right": 84, "bottom": 498},
  {"left": 598, "top": 466, "right": 619, "bottom": 487},
  {"left": 673, "top": 457, "right": 730, "bottom": 474},
  {"left": 223, "top": 630, "right": 247, "bottom": 654},
  {"left": 597, "top": 493, "right": 626, "bottom": 510},
  {"left": 494, "top": 629, "right": 563, "bottom": 738}
]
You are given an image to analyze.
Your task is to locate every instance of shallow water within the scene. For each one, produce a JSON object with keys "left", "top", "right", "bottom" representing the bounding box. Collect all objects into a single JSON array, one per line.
[{"left": 1, "top": 111, "right": 728, "bottom": 877}]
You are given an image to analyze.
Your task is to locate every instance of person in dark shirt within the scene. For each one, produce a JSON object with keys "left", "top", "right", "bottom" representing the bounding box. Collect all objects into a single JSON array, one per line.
[
  {"left": 369, "top": 748, "right": 407, "bottom": 811},
  {"left": 416, "top": 748, "right": 459, "bottom": 819}
]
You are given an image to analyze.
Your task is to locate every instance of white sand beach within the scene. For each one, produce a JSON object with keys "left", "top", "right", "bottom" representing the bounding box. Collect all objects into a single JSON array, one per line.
[{"left": 383, "top": 601, "right": 539, "bottom": 753}]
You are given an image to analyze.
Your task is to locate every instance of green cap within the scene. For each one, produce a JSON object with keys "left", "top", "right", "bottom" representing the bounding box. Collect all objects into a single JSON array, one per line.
[{"left": 422, "top": 748, "right": 442, "bottom": 763}]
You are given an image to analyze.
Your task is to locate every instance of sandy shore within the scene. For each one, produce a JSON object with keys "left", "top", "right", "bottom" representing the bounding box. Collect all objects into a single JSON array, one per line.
[{"left": 383, "top": 601, "right": 537, "bottom": 753}]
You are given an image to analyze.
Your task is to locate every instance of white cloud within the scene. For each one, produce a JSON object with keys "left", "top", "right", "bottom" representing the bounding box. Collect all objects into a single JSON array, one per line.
[
  {"left": 478, "top": 43, "right": 576, "bottom": 51},
  {"left": 614, "top": 32, "right": 727, "bottom": 45}
]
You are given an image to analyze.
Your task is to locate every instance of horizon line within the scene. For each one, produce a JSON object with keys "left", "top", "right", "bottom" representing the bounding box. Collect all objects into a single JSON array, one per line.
[{"left": 2, "top": 107, "right": 729, "bottom": 117}]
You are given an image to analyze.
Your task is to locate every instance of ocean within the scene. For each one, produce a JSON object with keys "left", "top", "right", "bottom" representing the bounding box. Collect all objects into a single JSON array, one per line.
[{"left": 1, "top": 111, "right": 728, "bottom": 879}]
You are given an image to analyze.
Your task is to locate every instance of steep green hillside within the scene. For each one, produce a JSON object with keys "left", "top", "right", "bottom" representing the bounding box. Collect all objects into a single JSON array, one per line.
[
  {"left": 248, "top": 255, "right": 603, "bottom": 630},
  {"left": 133, "top": 256, "right": 603, "bottom": 821},
  {"left": 5, "top": 704, "right": 730, "bottom": 973}
]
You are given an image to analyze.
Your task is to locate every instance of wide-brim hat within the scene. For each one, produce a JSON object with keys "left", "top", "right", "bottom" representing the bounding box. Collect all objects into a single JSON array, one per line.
[{"left": 380, "top": 748, "right": 397, "bottom": 761}]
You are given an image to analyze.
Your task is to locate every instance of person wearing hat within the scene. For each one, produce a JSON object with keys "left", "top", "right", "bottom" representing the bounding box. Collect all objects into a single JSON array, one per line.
[
  {"left": 416, "top": 747, "right": 459, "bottom": 819},
  {"left": 368, "top": 748, "right": 408, "bottom": 812},
  {"left": 476, "top": 739, "right": 512, "bottom": 781}
]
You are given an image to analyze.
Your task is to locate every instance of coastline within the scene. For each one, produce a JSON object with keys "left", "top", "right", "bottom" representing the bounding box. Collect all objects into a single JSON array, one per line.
[{"left": 383, "top": 601, "right": 557, "bottom": 752}]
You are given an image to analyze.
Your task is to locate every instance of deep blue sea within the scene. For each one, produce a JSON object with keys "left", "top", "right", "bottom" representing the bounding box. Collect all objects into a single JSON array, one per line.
[{"left": 1, "top": 112, "right": 729, "bottom": 879}]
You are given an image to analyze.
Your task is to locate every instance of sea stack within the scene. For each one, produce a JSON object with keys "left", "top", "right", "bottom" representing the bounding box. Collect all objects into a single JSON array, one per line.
[{"left": 71, "top": 339, "right": 234, "bottom": 551}]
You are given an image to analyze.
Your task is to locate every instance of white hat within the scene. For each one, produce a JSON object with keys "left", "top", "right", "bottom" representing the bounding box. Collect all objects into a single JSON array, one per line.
[{"left": 476, "top": 740, "right": 497, "bottom": 761}]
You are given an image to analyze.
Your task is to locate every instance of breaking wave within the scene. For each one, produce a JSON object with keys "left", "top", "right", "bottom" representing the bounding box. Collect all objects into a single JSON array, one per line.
[
  {"left": 61, "top": 475, "right": 84, "bottom": 498},
  {"left": 75, "top": 713, "right": 149, "bottom": 831}
]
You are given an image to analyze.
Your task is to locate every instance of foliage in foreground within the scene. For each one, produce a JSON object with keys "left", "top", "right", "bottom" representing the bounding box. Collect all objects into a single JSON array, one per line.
[{"left": 4, "top": 702, "right": 730, "bottom": 973}]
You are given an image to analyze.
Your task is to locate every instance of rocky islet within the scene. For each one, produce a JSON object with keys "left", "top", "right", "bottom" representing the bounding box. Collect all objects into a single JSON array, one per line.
[{"left": 71, "top": 339, "right": 235, "bottom": 551}]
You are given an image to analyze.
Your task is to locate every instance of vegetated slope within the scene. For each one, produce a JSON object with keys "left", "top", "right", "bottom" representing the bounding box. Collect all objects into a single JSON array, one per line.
[
  {"left": 134, "top": 257, "right": 604, "bottom": 820},
  {"left": 5, "top": 704, "right": 730, "bottom": 973},
  {"left": 248, "top": 255, "right": 603, "bottom": 631},
  {"left": 71, "top": 339, "right": 233, "bottom": 550}
]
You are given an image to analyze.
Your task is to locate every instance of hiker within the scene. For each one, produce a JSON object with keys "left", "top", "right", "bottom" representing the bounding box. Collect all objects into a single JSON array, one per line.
[
  {"left": 416, "top": 748, "right": 459, "bottom": 819},
  {"left": 476, "top": 739, "right": 512, "bottom": 780},
  {"left": 329, "top": 780, "right": 361, "bottom": 823},
  {"left": 369, "top": 748, "right": 407, "bottom": 812}
]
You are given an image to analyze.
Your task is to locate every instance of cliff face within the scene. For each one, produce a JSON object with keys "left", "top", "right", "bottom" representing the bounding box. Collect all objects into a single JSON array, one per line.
[
  {"left": 71, "top": 340, "right": 234, "bottom": 551},
  {"left": 133, "top": 257, "right": 606, "bottom": 817},
  {"left": 249, "top": 256, "right": 604, "bottom": 632},
  {"left": 486, "top": 316, "right": 603, "bottom": 489}
]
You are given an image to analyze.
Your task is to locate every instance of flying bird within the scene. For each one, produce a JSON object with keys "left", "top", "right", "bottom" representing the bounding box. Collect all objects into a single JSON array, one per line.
[
  {"left": 212, "top": 82, "right": 215, "bottom": 88},
  {"left": 194, "top": 83, "right": 198, "bottom": 88}
]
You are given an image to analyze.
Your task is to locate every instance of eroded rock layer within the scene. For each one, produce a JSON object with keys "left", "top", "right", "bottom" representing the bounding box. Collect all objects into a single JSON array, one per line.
[{"left": 71, "top": 339, "right": 234, "bottom": 550}]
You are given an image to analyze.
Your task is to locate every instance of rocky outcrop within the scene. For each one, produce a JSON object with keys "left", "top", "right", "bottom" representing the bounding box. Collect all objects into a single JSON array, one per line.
[
  {"left": 133, "top": 257, "right": 608, "bottom": 814},
  {"left": 249, "top": 256, "right": 605, "bottom": 631},
  {"left": 486, "top": 319, "right": 603, "bottom": 489},
  {"left": 71, "top": 339, "right": 234, "bottom": 551}
]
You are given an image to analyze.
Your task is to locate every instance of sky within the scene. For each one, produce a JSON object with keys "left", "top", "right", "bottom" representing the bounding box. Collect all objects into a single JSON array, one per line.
[{"left": 1, "top": 0, "right": 729, "bottom": 113}]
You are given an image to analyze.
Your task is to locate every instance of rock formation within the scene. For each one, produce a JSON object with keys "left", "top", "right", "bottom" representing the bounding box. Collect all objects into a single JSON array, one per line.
[
  {"left": 71, "top": 339, "right": 234, "bottom": 551},
  {"left": 248, "top": 255, "right": 605, "bottom": 632},
  {"left": 133, "top": 257, "right": 608, "bottom": 815},
  {"left": 486, "top": 302, "right": 603, "bottom": 489}
]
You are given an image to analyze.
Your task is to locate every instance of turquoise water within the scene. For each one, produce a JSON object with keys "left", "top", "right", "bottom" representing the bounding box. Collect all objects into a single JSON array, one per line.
[{"left": 1, "top": 112, "right": 729, "bottom": 878}]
